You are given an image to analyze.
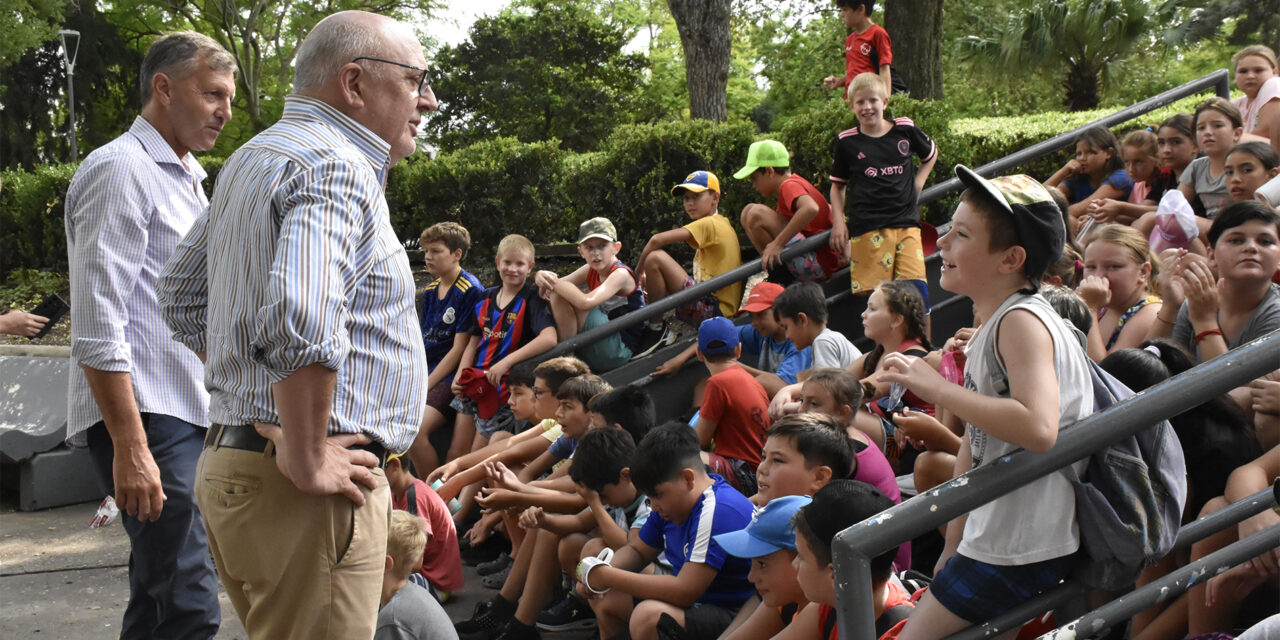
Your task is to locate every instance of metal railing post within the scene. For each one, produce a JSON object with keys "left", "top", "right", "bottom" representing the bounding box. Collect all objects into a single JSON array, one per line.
[{"left": 832, "top": 330, "right": 1279, "bottom": 639}]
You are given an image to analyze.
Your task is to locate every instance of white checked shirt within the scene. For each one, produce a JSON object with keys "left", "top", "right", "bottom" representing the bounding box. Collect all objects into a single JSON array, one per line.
[
  {"left": 64, "top": 116, "right": 211, "bottom": 446},
  {"left": 158, "top": 96, "right": 428, "bottom": 452}
]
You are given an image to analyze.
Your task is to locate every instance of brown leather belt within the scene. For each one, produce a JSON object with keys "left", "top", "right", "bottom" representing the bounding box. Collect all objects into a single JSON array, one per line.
[{"left": 204, "top": 423, "right": 389, "bottom": 468}]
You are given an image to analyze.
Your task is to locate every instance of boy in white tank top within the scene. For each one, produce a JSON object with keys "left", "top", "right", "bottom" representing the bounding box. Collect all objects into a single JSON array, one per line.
[{"left": 880, "top": 167, "right": 1092, "bottom": 638}]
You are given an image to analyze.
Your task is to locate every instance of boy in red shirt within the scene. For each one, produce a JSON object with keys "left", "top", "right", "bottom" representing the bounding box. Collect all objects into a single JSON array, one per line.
[
  {"left": 384, "top": 453, "right": 464, "bottom": 599},
  {"left": 736, "top": 140, "right": 845, "bottom": 282},
  {"left": 696, "top": 316, "right": 772, "bottom": 494},
  {"left": 822, "top": 0, "right": 894, "bottom": 97}
]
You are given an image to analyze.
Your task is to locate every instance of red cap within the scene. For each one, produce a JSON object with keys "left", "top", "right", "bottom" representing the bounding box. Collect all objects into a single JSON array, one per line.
[
  {"left": 456, "top": 367, "right": 507, "bottom": 420},
  {"left": 741, "top": 282, "right": 785, "bottom": 313}
]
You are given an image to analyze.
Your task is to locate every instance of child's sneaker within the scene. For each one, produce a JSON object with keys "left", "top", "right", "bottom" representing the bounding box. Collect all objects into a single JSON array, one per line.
[
  {"left": 481, "top": 561, "right": 513, "bottom": 589},
  {"left": 460, "top": 535, "right": 505, "bottom": 566},
  {"left": 477, "top": 553, "right": 513, "bottom": 576},
  {"left": 495, "top": 620, "right": 542, "bottom": 640},
  {"left": 632, "top": 321, "right": 676, "bottom": 359},
  {"left": 455, "top": 595, "right": 515, "bottom": 640},
  {"left": 535, "top": 593, "right": 597, "bottom": 632}
]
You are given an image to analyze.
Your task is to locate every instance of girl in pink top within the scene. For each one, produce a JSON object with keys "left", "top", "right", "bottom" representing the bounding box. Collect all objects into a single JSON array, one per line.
[{"left": 1232, "top": 45, "right": 1280, "bottom": 140}]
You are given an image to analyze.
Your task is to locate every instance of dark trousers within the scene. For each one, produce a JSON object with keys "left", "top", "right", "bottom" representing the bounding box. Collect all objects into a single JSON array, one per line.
[{"left": 87, "top": 414, "right": 220, "bottom": 640}]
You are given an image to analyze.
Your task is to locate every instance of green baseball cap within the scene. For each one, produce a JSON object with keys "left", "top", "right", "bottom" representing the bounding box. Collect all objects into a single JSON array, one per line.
[{"left": 733, "top": 140, "right": 790, "bottom": 179}]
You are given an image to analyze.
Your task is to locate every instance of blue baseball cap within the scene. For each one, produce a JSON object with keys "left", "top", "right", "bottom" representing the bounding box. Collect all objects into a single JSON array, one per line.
[
  {"left": 714, "top": 495, "right": 813, "bottom": 558},
  {"left": 671, "top": 170, "right": 721, "bottom": 195},
  {"left": 697, "top": 316, "right": 739, "bottom": 356}
]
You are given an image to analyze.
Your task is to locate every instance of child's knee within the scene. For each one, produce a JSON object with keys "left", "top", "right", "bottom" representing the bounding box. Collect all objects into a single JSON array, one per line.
[
  {"left": 630, "top": 601, "right": 676, "bottom": 639},
  {"left": 580, "top": 536, "right": 607, "bottom": 559},
  {"left": 739, "top": 202, "right": 772, "bottom": 228}
]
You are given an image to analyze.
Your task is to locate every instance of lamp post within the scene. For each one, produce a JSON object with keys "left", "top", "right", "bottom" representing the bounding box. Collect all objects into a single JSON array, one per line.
[{"left": 58, "top": 29, "right": 81, "bottom": 162}]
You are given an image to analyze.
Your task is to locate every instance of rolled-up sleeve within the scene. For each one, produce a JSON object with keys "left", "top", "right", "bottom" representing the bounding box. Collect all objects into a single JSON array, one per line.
[
  {"left": 67, "top": 157, "right": 149, "bottom": 372},
  {"left": 250, "top": 160, "right": 376, "bottom": 381},
  {"left": 158, "top": 212, "right": 210, "bottom": 353}
]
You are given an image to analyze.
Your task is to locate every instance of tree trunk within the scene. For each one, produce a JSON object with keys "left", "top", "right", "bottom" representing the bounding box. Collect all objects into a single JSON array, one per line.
[
  {"left": 1063, "top": 64, "right": 1100, "bottom": 111},
  {"left": 883, "top": 0, "right": 944, "bottom": 100},
  {"left": 665, "top": 0, "right": 730, "bottom": 121}
]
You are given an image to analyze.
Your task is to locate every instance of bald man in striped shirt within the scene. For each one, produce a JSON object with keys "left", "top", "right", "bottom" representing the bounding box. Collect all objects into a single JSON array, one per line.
[{"left": 158, "top": 11, "right": 437, "bottom": 638}]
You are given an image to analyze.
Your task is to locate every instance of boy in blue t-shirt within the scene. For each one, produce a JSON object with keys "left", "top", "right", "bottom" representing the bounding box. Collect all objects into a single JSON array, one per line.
[
  {"left": 576, "top": 423, "right": 755, "bottom": 640},
  {"left": 452, "top": 234, "right": 557, "bottom": 453},
  {"left": 410, "top": 222, "right": 486, "bottom": 477}
]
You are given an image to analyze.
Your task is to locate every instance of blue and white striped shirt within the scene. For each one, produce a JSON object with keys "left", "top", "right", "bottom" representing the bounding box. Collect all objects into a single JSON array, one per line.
[
  {"left": 158, "top": 96, "right": 428, "bottom": 452},
  {"left": 64, "top": 116, "right": 211, "bottom": 446}
]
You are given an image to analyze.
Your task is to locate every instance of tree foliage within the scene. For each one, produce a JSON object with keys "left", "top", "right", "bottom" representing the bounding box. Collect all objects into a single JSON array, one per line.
[
  {"left": 0, "top": 2, "right": 142, "bottom": 169},
  {"left": 959, "top": 0, "right": 1150, "bottom": 111},
  {"left": 1159, "top": 0, "right": 1280, "bottom": 49},
  {"left": 0, "top": 0, "right": 64, "bottom": 67},
  {"left": 100, "top": 0, "right": 442, "bottom": 150},
  {"left": 424, "top": 0, "right": 655, "bottom": 152}
]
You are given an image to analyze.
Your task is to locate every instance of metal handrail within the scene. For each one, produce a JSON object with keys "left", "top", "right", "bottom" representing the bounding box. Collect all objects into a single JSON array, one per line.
[
  {"left": 945, "top": 484, "right": 1280, "bottom": 640},
  {"left": 536, "top": 69, "right": 1231, "bottom": 362},
  {"left": 1041, "top": 522, "right": 1280, "bottom": 640},
  {"left": 831, "top": 330, "right": 1280, "bottom": 639}
]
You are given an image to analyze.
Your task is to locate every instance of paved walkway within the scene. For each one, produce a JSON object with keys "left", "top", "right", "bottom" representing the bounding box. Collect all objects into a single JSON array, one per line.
[{"left": 0, "top": 499, "right": 594, "bottom": 639}]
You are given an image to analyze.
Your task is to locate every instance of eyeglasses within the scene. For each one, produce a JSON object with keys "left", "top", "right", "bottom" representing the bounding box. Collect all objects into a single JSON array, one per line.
[{"left": 351, "top": 56, "right": 432, "bottom": 96}]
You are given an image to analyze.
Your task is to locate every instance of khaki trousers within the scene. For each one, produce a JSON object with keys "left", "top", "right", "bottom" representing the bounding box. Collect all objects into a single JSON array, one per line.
[{"left": 195, "top": 443, "right": 389, "bottom": 639}]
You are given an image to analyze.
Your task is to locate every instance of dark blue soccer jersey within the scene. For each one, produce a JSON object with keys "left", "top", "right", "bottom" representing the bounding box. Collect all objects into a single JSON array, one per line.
[{"left": 420, "top": 269, "right": 485, "bottom": 377}]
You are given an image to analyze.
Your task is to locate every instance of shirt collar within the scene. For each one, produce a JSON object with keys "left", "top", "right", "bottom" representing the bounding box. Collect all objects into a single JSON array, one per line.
[
  {"left": 129, "top": 116, "right": 207, "bottom": 181},
  {"left": 281, "top": 95, "right": 392, "bottom": 184}
]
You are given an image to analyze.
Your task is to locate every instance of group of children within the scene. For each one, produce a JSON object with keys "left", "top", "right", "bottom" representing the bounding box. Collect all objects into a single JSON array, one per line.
[{"left": 371, "top": 19, "right": 1280, "bottom": 640}]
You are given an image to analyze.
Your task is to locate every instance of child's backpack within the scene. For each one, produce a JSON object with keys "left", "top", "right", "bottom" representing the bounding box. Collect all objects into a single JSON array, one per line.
[
  {"left": 988, "top": 303, "right": 1187, "bottom": 591},
  {"left": 1065, "top": 360, "right": 1187, "bottom": 590}
]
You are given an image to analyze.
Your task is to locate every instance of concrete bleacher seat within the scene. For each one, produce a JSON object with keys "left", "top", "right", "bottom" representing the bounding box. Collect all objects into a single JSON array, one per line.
[{"left": 0, "top": 348, "right": 101, "bottom": 510}]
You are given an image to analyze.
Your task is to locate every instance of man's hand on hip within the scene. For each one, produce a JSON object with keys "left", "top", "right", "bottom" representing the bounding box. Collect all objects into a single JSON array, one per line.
[{"left": 254, "top": 423, "right": 379, "bottom": 506}]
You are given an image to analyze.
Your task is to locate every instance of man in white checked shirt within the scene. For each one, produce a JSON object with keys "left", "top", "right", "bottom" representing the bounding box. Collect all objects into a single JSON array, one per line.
[
  {"left": 64, "top": 32, "right": 234, "bottom": 639},
  {"left": 158, "top": 11, "right": 435, "bottom": 639}
]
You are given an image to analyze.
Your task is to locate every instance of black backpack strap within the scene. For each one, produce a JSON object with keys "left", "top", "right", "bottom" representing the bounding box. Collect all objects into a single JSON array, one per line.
[
  {"left": 405, "top": 483, "right": 420, "bottom": 518},
  {"left": 822, "top": 607, "right": 838, "bottom": 640}
]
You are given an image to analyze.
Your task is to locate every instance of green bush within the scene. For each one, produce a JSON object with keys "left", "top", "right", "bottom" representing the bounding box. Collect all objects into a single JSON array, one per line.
[
  {"left": 0, "top": 164, "right": 77, "bottom": 276},
  {"left": 560, "top": 119, "right": 758, "bottom": 265},
  {"left": 0, "top": 91, "right": 1220, "bottom": 281},
  {"left": 388, "top": 137, "right": 572, "bottom": 263}
]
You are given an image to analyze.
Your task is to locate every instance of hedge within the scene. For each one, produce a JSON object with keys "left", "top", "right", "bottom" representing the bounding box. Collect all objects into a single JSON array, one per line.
[{"left": 0, "top": 91, "right": 1214, "bottom": 278}]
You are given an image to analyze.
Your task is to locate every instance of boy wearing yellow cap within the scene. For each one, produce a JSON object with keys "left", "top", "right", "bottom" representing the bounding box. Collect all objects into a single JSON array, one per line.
[{"left": 634, "top": 171, "right": 743, "bottom": 355}]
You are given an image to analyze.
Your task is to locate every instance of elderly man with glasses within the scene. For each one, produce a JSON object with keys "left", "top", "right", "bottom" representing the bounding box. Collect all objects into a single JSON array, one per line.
[{"left": 158, "top": 11, "right": 436, "bottom": 638}]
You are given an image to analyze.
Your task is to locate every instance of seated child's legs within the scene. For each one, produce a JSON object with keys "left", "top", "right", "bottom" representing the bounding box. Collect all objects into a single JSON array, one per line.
[
  {"left": 912, "top": 553, "right": 1074, "bottom": 637},
  {"left": 630, "top": 600, "right": 739, "bottom": 640},
  {"left": 578, "top": 307, "right": 632, "bottom": 372},
  {"left": 514, "top": 529, "right": 564, "bottom": 624},
  {"left": 559, "top": 532, "right": 591, "bottom": 574},
  {"left": 448, "top": 410, "right": 476, "bottom": 463},
  {"left": 452, "top": 396, "right": 518, "bottom": 452},
  {"left": 409, "top": 383, "right": 454, "bottom": 476},
  {"left": 674, "top": 275, "right": 722, "bottom": 327},
  {"left": 586, "top": 585, "right": 632, "bottom": 639},
  {"left": 912, "top": 450, "right": 955, "bottom": 495},
  {"left": 641, "top": 250, "right": 688, "bottom": 303},
  {"left": 740, "top": 203, "right": 787, "bottom": 252}
]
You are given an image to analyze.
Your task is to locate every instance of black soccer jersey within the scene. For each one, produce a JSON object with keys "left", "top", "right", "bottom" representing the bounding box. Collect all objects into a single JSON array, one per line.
[{"left": 830, "top": 117, "right": 936, "bottom": 236}]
